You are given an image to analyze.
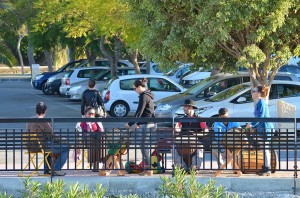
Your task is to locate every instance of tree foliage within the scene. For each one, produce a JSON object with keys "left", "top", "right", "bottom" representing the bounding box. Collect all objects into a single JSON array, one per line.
[{"left": 126, "top": 0, "right": 300, "bottom": 86}]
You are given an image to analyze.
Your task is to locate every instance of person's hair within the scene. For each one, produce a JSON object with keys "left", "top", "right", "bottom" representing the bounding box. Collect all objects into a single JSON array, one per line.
[
  {"left": 218, "top": 108, "right": 228, "bottom": 116},
  {"left": 85, "top": 106, "right": 95, "bottom": 114},
  {"left": 256, "top": 85, "right": 269, "bottom": 98},
  {"left": 88, "top": 79, "right": 96, "bottom": 88},
  {"left": 133, "top": 78, "right": 148, "bottom": 88},
  {"left": 36, "top": 102, "right": 47, "bottom": 115}
]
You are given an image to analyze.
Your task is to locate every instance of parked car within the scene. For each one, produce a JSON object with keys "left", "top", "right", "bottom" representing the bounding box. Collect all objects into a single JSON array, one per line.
[
  {"left": 102, "top": 74, "right": 187, "bottom": 117},
  {"left": 155, "top": 72, "right": 299, "bottom": 122},
  {"left": 32, "top": 59, "right": 87, "bottom": 90},
  {"left": 139, "top": 62, "right": 166, "bottom": 75},
  {"left": 165, "top": 63, "right": 193, "bottom": 83},
  {"left": 59, "top": 67, "right": 109, "bottom": 96},
  {"left": 95, "top": 59, "right": 134, "bottom": 67},
  {"left": 67, "top": 68, "right": 147, "bottom": 101},
  {"left": 175, "top": 80, "right": 300, "bottom": 128},
  {"left": 42, "top": 59, "right": 133, "bottom": 95},
  {"left": 43, "top": 72, "right": 66, "bottom": 95},
  {"left": 180, "top": 69, "right": 212, "bottom": 88}
]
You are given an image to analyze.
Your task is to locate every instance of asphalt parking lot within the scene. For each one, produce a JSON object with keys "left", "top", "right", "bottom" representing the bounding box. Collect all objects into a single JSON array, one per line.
[{"left": 0, "top": 80, "right": 124, "bottom": 129}]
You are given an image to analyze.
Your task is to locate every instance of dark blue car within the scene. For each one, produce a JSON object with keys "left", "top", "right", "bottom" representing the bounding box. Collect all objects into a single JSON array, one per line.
[{"left": 32, "top": 59, "right": 87, "bottom": 90}]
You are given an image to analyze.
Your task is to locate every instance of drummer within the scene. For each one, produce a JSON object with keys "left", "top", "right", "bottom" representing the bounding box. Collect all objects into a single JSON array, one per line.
[
  {"left": 213, "top": 108, "right": 241, "bottom": 167},
  {"left": 174, "top": 99, "right": 209, "bottom": 173}
]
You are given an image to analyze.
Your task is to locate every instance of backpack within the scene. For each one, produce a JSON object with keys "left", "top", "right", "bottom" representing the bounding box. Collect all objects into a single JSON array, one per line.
[
  {"left": 125, "top": 150, "right": 163, "bottom": 174},
  {"left": 89, "top": 92, "right": 105, "bottom": 117}
]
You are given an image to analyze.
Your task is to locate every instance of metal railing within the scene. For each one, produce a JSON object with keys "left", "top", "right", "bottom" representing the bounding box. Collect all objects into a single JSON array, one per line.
[{"left": 0, "top": 117, "right": 298, "bottom": 180}]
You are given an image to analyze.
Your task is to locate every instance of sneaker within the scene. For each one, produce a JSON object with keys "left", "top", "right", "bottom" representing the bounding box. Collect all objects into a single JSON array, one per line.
[
  {"left": 258, "top": 166, "right": 271, "bottom": 176},
  {"left": 53, "top": 170, "right": 66, "bottom": 176}
]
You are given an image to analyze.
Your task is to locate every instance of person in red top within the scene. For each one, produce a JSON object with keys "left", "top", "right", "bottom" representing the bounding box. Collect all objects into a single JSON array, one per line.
[
  {"left": 78, "top": 107, "right": 105, "bottom": 172},
  {"left": 174, "top": 99, "right": 208, "bottom": 173}
]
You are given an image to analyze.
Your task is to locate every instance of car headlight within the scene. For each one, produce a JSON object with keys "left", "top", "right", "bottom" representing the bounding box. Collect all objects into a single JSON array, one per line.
[
  {"left": 47, "top": 76, "right": 57, "bottom": 83},
  {"left": 69, "top": 85, "right": 81, "bottom": 92},
  {"left": 35, "top": 74, "right": 44, "bottom": 80},
  {"left": 196, "top": 106, "right": 213, "bottom": 114},
  {"left": 156, "top": 104, "right": 172, "bottom": 111}
]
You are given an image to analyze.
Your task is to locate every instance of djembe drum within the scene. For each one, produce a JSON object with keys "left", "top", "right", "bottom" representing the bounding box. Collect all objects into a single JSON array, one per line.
[{"left": 175, "top": 135, "right": 198, "bottom": 167}]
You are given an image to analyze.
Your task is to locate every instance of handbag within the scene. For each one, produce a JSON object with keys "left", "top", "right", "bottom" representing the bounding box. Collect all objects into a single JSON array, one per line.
[{"left": 95, "top": 106, "right": 105, "bottom": 117}]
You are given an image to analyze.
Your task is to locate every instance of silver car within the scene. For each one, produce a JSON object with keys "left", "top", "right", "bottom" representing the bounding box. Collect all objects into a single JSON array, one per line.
[
  {"left": 154, "top": 72, "right": 299, "bottom": 124},
  {"left": 59, "top": 66, "right": 109, "bottom": 96}
]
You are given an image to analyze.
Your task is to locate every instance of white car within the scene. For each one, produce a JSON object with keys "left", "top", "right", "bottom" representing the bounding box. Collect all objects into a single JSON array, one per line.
[
  {"left": 59, "top": 66, "right": 109, "bottom": 96},
  {"left": 102, "top": 74, "right": 187, "bottom": 117},
  {"left": 67, "top": 68, "right": 147, "bottom": 101},
  {"left": 175, "top": 80, "right": 300, "bottom": 127}
]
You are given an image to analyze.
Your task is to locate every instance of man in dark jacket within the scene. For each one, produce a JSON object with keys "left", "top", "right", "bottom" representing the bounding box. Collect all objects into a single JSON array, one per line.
[
  {"left": 81, "top": 79, "right": 106, "bottom": 118},
  {"left": 174, "top": 99, "right": 208, "bottom": 174}
]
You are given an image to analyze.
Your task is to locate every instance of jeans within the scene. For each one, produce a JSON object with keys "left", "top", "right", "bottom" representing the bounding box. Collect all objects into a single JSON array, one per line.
[
  {"left": 211, "top": 140, "right": 224, "bottom": 167},
  {"left": 135, "top": 123, "right": 157, "bottom": 168},
  {"left": 44, "top": 142, "right": 69, "bottom": 171}
]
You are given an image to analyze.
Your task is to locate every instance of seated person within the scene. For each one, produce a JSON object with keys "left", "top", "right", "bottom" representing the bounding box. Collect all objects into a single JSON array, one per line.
[
  {"left": 174, "top": 99, "right": 208, "bottom": 173},
  {"left": 213, "top": 108, "right": 241, "bottom": 167},
  {"left": 25, "top": 102, "right": 69, "bottom": 176},
  {"left": 78, "top": 107, "right": 105, "bottom": 172}
]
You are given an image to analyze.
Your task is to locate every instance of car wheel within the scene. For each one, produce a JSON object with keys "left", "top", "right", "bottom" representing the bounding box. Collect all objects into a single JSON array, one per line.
[
  {"left": 110, "top": 101, "right": 129, "bottom": 117},
  {"left": 42, "top": 84, "right": 54, "bottom": 95}
]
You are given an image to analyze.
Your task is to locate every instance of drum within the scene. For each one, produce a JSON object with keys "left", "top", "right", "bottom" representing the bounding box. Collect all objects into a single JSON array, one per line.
[
  {"left": 175, "top": 136, "right": 198, "bottom": 166},
  {"left": 238, "top": 149, "right": 278, "bottom": 174}
]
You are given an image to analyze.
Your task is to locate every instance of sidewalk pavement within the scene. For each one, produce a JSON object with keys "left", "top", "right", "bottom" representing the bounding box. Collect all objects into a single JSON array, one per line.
[{"left": 0, "top": 74, "right": 31, "bottom": 82}]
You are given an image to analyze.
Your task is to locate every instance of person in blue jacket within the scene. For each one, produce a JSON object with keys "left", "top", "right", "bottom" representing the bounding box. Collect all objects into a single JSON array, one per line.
[
  {"left": 213, "top": 108, "right": 241, "bottom": 167},
  {"left": 246, "top": 85, "right": 274, "bottom": 176}
]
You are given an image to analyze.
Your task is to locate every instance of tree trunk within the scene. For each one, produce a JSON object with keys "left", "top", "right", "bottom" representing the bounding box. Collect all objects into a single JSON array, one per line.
[
  {"left": 100, "top": 35, "right": 115, "bottom": 77},
  {"left": 68, "top": 47, "right": 76, "bottom": 62},
  {"left": 44, "top": 49, "right": 53, "bottom": 72},
  {"left": 17, "top": 35, "right": 25, "bottom": 75},
  {"left": 211, "top": 65, "right": 223, "bottom": 76},
  {"left": 27, "top": 39, "right": 35, "bottom": 67},
  {"left": 131, "top": 49, "right": 140, "bottom": 74},
  {"left": 85, "top": 48, "right": 96, "bottom": 65}
]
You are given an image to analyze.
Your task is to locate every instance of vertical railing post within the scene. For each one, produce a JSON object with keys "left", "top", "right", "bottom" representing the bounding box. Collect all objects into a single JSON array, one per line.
[{"left": 293, "top": 117, "right": 298, "bottom": 195}]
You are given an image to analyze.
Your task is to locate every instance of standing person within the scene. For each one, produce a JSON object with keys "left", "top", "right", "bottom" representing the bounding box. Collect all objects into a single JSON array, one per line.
[
  {"left": 213, "top": 108, "right": 241, "bottom": 167},
  {"left": 78, "top": 107, "right": 106, "bottom": 172},
  {"left": 174, "top": 99, "right": 208, "bottom": 173},
  {"left": 246, "top": 85, "right": 274, "bottom": 176},
  {"left": 124, "top": 78, "right": 156, "bottom": 176},
  {"left": 81, "top": 79, "right": 106, "bottom": 118},
  {"left": 25, "top": 102, "right": 69, "bottom": 176}
]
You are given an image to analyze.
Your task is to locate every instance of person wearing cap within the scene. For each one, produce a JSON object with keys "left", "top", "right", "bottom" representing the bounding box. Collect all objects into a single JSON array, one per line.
[
  {"left": 174, "top": 99, "right": 208, "bottom": 173},
  {"left": 213, "top": 108, "right": 241, "bottom": 168}
]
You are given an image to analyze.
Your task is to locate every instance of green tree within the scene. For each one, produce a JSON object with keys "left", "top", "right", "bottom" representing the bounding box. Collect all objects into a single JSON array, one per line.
[{"left": 127, "top": 0, "right": 300, "bottom": 88}]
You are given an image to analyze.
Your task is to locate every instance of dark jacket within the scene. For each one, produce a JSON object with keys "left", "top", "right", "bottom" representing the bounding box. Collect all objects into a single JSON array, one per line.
[
  {"left": 129, "top": 90, "right": 155, "bottom": 126},
  {"left": 81, "top": 89, "right": 105, "bottom": 115}
]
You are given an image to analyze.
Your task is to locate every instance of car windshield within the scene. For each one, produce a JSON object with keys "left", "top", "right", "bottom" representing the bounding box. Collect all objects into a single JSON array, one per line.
[
  {"left": 207, "top": 84, "right": 250, "bottom": 102},
  {"left": 91, "top": 69, "right": 110, "bottom": 80},
  {"left": 183, "top": 75, "right": 219, "bottom": 95}
]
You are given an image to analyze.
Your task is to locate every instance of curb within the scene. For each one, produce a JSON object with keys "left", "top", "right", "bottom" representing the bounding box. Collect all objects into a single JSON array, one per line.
[{"left": 0, "top": 176, "right": 298, "bottom": 197}]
